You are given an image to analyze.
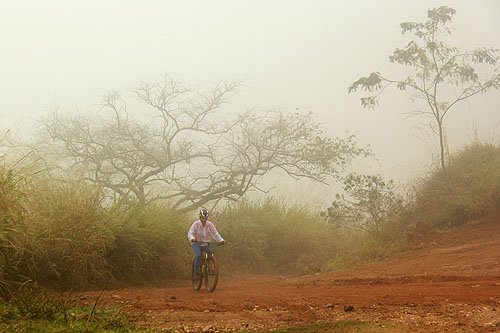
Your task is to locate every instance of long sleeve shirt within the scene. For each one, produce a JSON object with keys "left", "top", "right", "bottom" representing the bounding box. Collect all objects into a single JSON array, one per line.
[{"left": 187, "top": 220, "right": 224, "bottom": 243}]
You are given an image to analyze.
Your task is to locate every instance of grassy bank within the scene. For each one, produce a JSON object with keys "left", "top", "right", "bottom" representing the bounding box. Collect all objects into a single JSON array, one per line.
[{"left": 1, "top": 142, "right": 499, "bottom": 293}]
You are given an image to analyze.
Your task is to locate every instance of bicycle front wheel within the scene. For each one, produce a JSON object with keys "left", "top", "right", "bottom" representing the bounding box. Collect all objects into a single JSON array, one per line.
[
  {"left": 191, "top": 259, "right": 203, "bottom": 291},
  {"left": 204, "top": 256, "right": 219, "bottom": 292}
]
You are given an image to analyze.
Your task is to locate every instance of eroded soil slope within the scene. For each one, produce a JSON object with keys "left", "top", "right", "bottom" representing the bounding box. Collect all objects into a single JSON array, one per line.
[{"left": 78, "top": 211, "right": 500, "bottom": 332}]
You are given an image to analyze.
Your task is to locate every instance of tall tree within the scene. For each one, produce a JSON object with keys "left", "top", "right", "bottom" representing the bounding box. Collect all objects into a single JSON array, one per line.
[
  {"left": 41, "top": 74, "right": 368, "bottom": 213},
  {"left": 348, "top": 6, "right": 500, "bottom": 181}
]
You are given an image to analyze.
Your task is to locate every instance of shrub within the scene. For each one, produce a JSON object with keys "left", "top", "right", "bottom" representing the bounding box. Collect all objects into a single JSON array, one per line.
[
  {"left": 322, "top": 173, "right": 404, "bottom": 236},
  {"left": 410, "top": 142, "right": 500, "bottom": 228}
]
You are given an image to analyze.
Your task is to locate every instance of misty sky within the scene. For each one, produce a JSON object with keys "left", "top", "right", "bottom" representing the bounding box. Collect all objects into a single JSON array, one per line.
[{"left": 1, "top": 0, "right": 499, "bottom": 204}]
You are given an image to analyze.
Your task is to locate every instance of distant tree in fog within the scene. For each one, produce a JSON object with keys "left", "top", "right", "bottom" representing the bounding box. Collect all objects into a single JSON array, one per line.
[
  {"left": 348, "top": 6, "right": 500, "bottom": 183},
  {"left": 41, "top": 74, "right": 368, "bottom": 213},
  {"left": 321, "top": 173, "right": 403, "bottom": 235}
]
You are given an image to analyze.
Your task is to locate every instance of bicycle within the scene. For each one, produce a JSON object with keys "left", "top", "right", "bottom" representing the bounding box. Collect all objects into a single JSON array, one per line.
[{"left": 191, "top": 241, "right": 223, "bottom": 292}]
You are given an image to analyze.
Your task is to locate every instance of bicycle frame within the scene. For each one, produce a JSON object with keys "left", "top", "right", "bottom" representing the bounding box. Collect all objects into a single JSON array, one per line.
[{"left": 191, "top": 241, "right": 221, "bottom": 292}]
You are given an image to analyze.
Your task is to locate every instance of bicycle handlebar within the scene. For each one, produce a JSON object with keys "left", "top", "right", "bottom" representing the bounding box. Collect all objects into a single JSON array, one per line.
[{"left": 190, "top": 240, "right": 225, "bottom": 246}]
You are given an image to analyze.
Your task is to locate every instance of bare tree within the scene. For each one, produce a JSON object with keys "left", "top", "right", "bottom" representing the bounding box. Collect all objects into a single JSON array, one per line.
[
  {"left": 348, "top": 6, "right": 500, "bottom": 182},
  {"left": 42, "top": 74, "right": 368, "bottom": 213}
]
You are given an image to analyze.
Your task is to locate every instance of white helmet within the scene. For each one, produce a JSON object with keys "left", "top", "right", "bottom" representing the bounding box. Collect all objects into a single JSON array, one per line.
[{"left": 199, "top": 208, "right": 209, "bottom": 219}]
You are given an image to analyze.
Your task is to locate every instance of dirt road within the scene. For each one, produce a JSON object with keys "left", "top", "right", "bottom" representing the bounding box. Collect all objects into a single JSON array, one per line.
[{"left": 78, "top": 213, "right": 500, "bottom": 332}]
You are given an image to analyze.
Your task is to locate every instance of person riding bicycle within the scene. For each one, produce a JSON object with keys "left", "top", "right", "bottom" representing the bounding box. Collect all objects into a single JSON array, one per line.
[{"left": 187, "top": 208, "right": 225, "bottom": 277}]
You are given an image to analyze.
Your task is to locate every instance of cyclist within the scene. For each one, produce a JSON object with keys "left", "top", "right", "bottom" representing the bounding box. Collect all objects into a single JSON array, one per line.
[{"left": 187, "top": 208, "right": 225, "bottom": 277}]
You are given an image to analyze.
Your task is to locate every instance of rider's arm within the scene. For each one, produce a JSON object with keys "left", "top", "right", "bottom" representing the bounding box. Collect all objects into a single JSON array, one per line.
[
  {"left": 209, "top": 222, "right": 224, "bottom": 243},
  {"left": 187, "top": 222, "right": 197, "bottom": 242}
]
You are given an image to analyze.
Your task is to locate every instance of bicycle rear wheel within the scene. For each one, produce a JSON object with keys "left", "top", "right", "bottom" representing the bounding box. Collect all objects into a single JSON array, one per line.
[
  {"left": 191, "top": 259, "right": 203, "bottom": 291},
  {"left": 204, "top": 256, "right": 219, "bottom": 292}
]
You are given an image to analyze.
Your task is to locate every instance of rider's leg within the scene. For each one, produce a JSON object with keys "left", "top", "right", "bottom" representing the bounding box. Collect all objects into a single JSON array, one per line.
[{"left": 192, "top": 243, "right": 202, "bottom": 275}]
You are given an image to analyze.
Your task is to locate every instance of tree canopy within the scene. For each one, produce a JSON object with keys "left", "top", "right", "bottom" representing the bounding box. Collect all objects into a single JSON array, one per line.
[
  {"left": 321, "top": 173, "right": 403, "bottom": 235},
  {"left": 348, "top": 6, "right": 500, "bottom": 180},
  {"left": 41, "top": 74, "right": 369, "bottom": 213}
]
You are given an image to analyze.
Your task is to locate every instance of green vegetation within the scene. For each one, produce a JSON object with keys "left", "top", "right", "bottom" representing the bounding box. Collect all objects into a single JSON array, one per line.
[
  {"left": 408, "top": 142, "right": 500, "bottom": 228},
  {"left": 1, "top": 122, "right": 499, "bottom": 332},
  {"left": 105, "top": 202, "right": 190, "bottom": 284},
  {"left": 322, "top": 173, "right": 404, "bottom": 235},
  {"left": 1, "top": 142, "right": 499, "bottom": 295},
  {"left": 0, "top": 288, "right": 152, "bottom": 332},
  {"left": 216, "top": 198, "right": 336, "bottom": 275},
  {"left": 247, "top": 321, "right": 411, "bottom": 333},
  {"left": 1, "top": 5, "right": 498, "bottom": 332},
  {"left": 0, "top": 135, "right": 496, "bottom": 333}
]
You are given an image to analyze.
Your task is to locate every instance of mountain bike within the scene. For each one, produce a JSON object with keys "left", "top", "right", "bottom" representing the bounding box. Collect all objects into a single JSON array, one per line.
[{"left": 191, "top": 241, "right": 223, "bottom": 292}]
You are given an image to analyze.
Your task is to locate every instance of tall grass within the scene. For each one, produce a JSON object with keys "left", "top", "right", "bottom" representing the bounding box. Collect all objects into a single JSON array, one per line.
[
  {"left": 322, "top": 221, "right": 405, "bottom": 271},
  {"left": 0, "top": 165, "right": 29, "bottom": 298},
  {"left": 105, "top": 202, "right": 190, "bottom": 284},
  {"left": 0, "top": 286, "right": 148, "bottom": 332},
  {"left": 216, "top": 198, "right": 337, "bottom": 275},
  {"left": 1, "top": 142, "right": 499, "bottom": 295},
  {"left": 25, "top": 180, "right": 115, "bottom": 290},
  {"left": 0, "top": 166, "right": 193, "bottom": 294},
  {"left": 409, "top": 142, "right": 500, "bottom": 228}
]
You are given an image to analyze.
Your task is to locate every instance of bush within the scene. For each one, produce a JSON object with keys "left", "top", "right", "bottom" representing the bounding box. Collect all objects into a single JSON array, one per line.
[
  {"left": 322, "top": 173, "right": 404, "bottom": 235},
  {"left": 410, "top": 143, "right": 500, "bottom": 228}
]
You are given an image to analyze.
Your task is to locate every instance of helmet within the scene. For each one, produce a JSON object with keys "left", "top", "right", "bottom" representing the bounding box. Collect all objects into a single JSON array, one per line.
[{"left": 199, "top": 208, "right": 209, "bottom": 219}]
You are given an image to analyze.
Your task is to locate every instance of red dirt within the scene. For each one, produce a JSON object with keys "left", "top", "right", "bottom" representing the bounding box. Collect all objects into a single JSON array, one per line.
[{"left": 77, "top": 211, "right": 500, "bottom": 332}]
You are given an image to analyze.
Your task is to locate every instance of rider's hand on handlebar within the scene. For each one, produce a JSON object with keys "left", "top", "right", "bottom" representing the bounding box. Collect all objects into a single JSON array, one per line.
[{"left": 190, "top": 238, "right": 196, "bottom": 243}]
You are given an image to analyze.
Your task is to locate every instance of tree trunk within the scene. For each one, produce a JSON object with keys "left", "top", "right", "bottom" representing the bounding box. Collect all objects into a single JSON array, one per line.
[{"left": 437, "top": 120, "right": 449, "bottom": 184}]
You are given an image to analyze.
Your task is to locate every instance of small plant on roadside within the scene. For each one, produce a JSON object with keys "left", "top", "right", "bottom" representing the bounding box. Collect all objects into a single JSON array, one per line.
[{"left": 0, "top": 288, "right": 152, "bottom": 332}]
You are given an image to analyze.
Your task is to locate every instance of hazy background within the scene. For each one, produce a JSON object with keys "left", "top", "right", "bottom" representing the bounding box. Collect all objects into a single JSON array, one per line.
[{"left": 1, "top": 0, "right": 499, "bottom": 206}]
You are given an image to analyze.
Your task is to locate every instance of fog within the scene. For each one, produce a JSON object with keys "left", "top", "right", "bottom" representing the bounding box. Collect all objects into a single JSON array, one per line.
[{"left": 1, "top": 0, "right": 499, "bottom": 206}]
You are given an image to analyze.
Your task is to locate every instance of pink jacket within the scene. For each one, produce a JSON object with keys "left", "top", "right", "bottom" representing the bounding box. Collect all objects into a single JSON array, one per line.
[{"left": 187, "top": 220, "right": 224, "bottom": 243}]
